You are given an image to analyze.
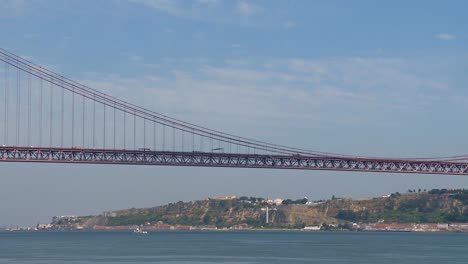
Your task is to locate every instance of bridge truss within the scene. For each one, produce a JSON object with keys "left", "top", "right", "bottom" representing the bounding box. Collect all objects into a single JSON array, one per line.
[{"left": 1, "top": 147, "right": 468, "bottom": 175}]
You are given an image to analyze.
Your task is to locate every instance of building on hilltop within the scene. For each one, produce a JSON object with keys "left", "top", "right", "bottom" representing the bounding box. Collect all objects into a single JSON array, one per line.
[{"left": 215, "top": 195, "right": 238, "bottom": 200}]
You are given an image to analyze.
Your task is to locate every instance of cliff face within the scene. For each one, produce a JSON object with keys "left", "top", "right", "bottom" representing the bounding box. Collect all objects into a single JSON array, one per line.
[
  {"left": 276, "top": 204, "right": 337, "bottom": 226},
  {"left": 79, "top": 190, "right": 468, "bottom": 229}
]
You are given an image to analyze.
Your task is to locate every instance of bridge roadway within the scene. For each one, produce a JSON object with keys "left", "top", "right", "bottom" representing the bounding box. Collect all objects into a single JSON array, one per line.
[{"left": 1, "top": 146, "right": 468, "bottom": 175}]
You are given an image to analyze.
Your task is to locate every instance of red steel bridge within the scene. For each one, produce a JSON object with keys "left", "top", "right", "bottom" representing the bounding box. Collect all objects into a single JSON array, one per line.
[{"left": 1, "top": 48, "right": 468, "bottom": 175}]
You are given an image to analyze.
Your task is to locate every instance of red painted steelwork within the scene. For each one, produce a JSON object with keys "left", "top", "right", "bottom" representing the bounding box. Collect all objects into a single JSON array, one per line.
[{"left": 1, "top": 146, "right": 468, "bottom": 175}]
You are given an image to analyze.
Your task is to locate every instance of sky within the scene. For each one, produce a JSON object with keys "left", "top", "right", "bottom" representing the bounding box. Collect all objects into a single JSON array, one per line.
[{"left": 0, "top": 0, "right": 468, "bottom": 226}]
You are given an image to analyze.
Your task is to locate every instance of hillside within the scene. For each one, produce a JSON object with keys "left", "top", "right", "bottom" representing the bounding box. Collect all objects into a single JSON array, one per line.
[{"left": 66, "top": 189, "right": 468, "bottom": 229}]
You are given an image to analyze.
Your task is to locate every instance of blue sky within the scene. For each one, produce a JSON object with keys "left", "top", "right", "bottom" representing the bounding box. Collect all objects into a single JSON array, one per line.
[{"left": 1, "top": 0, "right": 468, "bottom": 226}]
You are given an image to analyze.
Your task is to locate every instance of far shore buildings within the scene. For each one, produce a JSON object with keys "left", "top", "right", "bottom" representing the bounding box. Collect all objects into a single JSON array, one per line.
[
  {"left": 266, "top": 198, "right": 284, "bottom": 205},
  {"left": 214, "top": 196, "right": 284, "bottom": 205},
  {"left": 361, "top": 223, "right": 468, "bottom": 232},
  {"left": 215, "top": 196, "right": 239, "bottom": 200}
]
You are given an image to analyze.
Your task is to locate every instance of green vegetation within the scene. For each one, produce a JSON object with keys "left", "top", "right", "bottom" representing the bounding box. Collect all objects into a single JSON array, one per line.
[
  {"left": 281, "top": 198, "right": 308, "bottom": 205},
  {"left": 335, "top": 189, "right": 468, "bottom": 223}
]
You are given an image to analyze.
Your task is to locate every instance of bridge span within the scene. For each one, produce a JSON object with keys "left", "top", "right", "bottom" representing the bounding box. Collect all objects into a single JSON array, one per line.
[
  {"left": 1, "top": 146, "right": 468, "bottom": 175},
  {"left": 1, "top": 47, "right": 468, "bottom": 175}
]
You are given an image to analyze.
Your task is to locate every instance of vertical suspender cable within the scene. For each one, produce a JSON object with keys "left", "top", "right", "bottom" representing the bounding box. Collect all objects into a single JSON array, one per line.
[
  {"left": 71, "top": 88, "right": 75, "bottom": 147},
  {"left": 200, "top": 136, "right": 203, "bottom": 153},
  {"left": 123, "top": 111, "right": 126, "bottom": 149},
  {"left": 143, "top": 118, "right": 146, "bottom": 149},
  {"left": 16, "top": 61, "right": 20, "bottom": 146},
  {"left": 162, "top": 125, "right": 165, "bottom": 151},
  {"left": 61, "top": 86, "right": 64, "bottom": 147},
  {"left": 4, "top": 63, "right": 8, "bottom": 145},
  {"left": 153, "top": 122, "right": 156, "bottom": 151},
  {"left": 113, "top": 103, "right": 116, "bottom": 149},
  {"left": 172, "top": 127, "right": 175, "bottom": 151},
  {"left": 133, "top": 111, "right": 136, "bottom": 150},
  {"left": 192, "top": 129, "right": 194, "bottom": 152},
  {"left": 27, "top": 74, "right": 31, "bottom": 146},
  {"left": 103, "top": 103, "right": 106, "bottom": 149},
  {"left": 49, "top": 81, "right": 53, "bottom": 147},
  {"left": 93, "top": 95, "right": 96, "bottom": 148},
  {"left": 39, "top": 77, "right": 43, "bottom": 146},
  {"left": 82, "top": 96, "right": 85, "bottom": 147}
]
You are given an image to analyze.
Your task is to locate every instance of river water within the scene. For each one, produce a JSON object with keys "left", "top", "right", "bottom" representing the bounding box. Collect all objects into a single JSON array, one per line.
[{"left": 0, "top": 230, "right": 467, "bottom": 263}]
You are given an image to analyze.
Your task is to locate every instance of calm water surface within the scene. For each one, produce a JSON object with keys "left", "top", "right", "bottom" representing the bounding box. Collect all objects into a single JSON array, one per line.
[{"left": 0, "top": 231, "right": 467, "bottom": 263}]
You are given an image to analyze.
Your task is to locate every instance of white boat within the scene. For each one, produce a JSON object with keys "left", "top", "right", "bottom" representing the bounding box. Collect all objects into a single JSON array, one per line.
[{"left": 133, "top": 226, "right": 148, "bottom": 234}]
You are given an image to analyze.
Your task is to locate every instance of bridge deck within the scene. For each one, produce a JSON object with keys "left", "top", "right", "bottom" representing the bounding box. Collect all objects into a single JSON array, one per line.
[{"left": 1, "top": 146, "right": 467, "bottom": 175}]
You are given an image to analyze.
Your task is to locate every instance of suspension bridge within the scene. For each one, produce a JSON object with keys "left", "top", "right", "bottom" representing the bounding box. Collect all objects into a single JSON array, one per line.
[{"left": 0, "top": 48, "right": 467, "bottom": 175}]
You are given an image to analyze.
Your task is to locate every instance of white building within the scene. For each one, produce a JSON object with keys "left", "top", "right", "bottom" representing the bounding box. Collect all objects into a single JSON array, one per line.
[
  {"left": 273, "top": 198, "right": 283, "bottom": 205},
  {"left": 303, "top": 226, "right": 321, "bottom": 231}
]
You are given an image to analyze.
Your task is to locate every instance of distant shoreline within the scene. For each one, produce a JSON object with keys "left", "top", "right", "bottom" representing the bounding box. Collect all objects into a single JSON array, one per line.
[{"left": 5, "top": 228, "right": 468, "bottom": 234}]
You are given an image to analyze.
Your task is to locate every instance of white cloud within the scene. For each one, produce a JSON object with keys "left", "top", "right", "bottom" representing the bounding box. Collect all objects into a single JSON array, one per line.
[
  {"left": 164, "top": 28, "right": 174, "bottom": 34},
  {"left": 127, "top": 0, "right": 221, "bottom": 19},
  {"left": 283, "top": 21, "right": 295, "bottom": 29},
  {"left": 120, "top": 52, "right": 143, "bottom": 62},
  {"left": 124, "top": 0, "right": 267, "bottom": 25},
  {"left": 129, "top": 55, "right": 142, "bottom": 62},
  {"left": 236, "top": 1, "right": 259, "bottom": 16},
  {"left": 128, "top": 0, "right": 183, "bottom": 16},
  {"left": 435, "top": 33, "right": 456, "bottom": 40},
  {"left": 196, "top": 0, "right": 219, "bottom": 4},
  {"left": 0, "top": 0, "right": 38, "bottom": 17},
  {"left": 77, "top": 56, "right": 454, "bottom": 132},
  {"left": 23, "top": 33, "right": 40, "bottom": 39}
]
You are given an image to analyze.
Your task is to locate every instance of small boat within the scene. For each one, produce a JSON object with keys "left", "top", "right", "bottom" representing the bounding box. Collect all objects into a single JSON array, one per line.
[{"left": 133, "top": 226, "right": 148, "bottom": 234}]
